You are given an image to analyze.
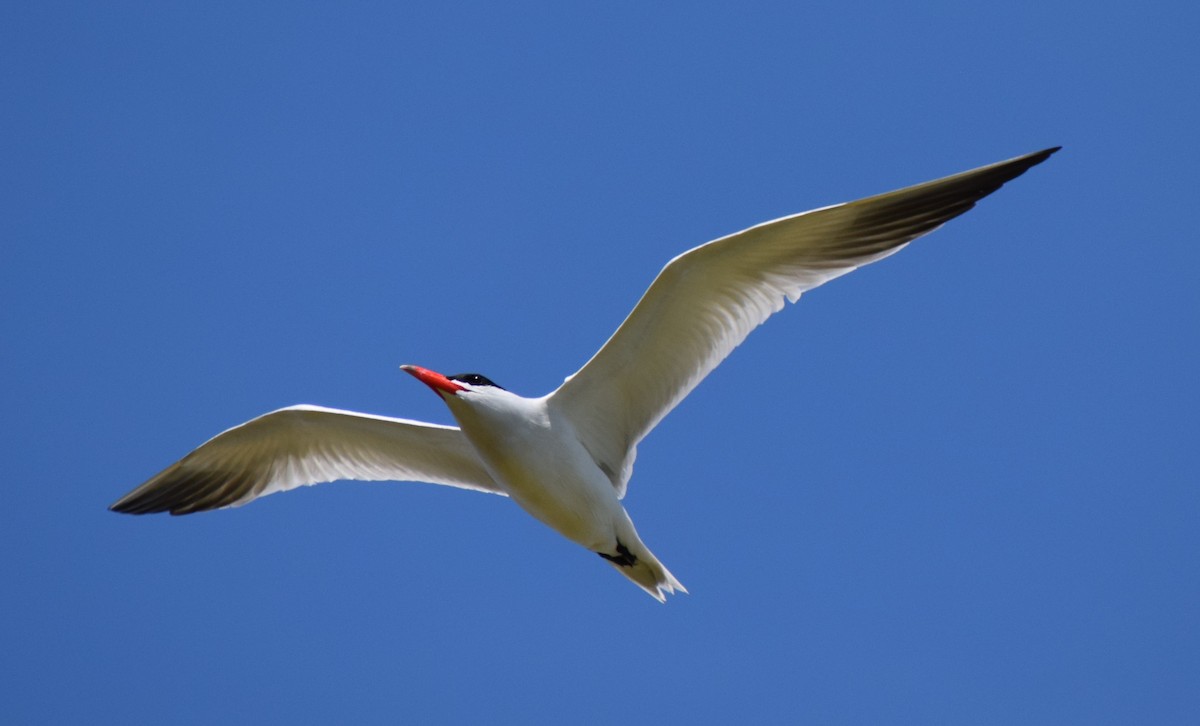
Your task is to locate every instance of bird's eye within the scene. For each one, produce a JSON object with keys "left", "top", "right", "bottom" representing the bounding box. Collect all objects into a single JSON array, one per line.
[{"left": 447, "top": 372, "right": 506, "bottom": 391}]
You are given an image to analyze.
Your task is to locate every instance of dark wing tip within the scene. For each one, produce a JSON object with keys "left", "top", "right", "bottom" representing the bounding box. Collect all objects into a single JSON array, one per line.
[
  {"left": 1005, "top": 145, "right": 1060, "bottom": 173},
  {"left": 108, "top": 495, "right": 179, "bottom": 516},
  {"left": 108, "top": 489, "right": 172, "bottom": 515},
  {"left": 969, "top": 146, "right": 1059, "bottom": 191},
  {"left": 108, "top": 464, "right": 254, "bottom": 516},
  {"left": 949, "top": 145, "right": 1060, "bottom": 190},
  {"left": 108, "top": 491, "right": 150, "bottom": 515},
  {"left": 819, "top": 146, "right": 1060, "bottom": 261}
]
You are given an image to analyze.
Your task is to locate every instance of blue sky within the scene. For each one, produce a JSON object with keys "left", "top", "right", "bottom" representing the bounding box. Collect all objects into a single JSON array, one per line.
[{"left": 3, "top": 2, "right": 1197, "bottom": 724}]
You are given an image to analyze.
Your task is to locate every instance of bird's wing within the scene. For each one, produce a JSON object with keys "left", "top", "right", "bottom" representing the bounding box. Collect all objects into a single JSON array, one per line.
[
  {"left": 110, "top": 405, "right": 503, "bottom": 515},
  {"left": 548, "top": 148, "right": 1059, "bottom": 497}
]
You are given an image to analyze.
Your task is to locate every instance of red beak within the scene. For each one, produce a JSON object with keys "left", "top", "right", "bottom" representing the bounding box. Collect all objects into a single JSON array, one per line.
[{"left": 401, "top": 365, "right": 466, "bottom": 396}]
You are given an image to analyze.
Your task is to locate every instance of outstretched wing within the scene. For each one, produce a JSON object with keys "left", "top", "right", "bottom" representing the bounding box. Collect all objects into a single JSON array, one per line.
[
  {"left": 110, "top": 405, "right": 502, "bottom": 515},
  {"left": 549, "top": 148, "right": 1059, "bottom": 497}
]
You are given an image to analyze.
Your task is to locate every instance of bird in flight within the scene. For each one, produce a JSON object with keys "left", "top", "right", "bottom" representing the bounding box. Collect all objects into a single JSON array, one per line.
[{"left": 111, "top": 147, "right": 1059, "bottom": 601}]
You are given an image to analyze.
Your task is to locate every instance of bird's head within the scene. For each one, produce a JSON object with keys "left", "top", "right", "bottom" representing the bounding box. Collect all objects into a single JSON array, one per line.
[{"left": 401, "top": 365, "right": 507, "bottom": 400}]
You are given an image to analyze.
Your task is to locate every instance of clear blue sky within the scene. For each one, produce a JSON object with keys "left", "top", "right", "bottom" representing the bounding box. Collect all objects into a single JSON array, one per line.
[{"left": 3, "top": 3, "right": 1196, "bottom": 724}]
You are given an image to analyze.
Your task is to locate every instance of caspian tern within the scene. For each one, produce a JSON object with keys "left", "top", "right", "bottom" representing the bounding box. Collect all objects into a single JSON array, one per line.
[{"left": 111, "top": 147, "right": 1058, "bottom": 601}]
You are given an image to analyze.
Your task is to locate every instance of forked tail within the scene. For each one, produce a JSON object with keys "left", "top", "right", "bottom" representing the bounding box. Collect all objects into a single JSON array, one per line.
[{"left": 598, "top": 539, "right": 687, "bottom": 603}]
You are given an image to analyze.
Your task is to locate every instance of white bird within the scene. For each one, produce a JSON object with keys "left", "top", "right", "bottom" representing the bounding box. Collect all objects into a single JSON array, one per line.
[{"left": 111, "top": 148, "right": 1059, "bottom": 601}]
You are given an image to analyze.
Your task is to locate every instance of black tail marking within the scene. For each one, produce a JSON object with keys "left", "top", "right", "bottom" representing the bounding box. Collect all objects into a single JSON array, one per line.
[{"left": 597, "top": 541, "right": 638, "bottom": 568}]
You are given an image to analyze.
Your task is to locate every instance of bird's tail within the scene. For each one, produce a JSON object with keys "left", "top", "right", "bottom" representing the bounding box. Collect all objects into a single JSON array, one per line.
[{"left": 599, "top": 538, "right": 687, "bottom": 603}]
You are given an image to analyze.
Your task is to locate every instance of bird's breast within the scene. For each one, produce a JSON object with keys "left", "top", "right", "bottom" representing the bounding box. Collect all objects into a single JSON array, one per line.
[{"left": 449, "top": 396, "right": 620, "bottom": 549}]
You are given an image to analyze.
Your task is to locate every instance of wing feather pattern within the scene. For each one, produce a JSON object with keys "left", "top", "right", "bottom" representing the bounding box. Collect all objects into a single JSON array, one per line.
[
  {"left": 110, "top": 405, "right": 501, "bottom": 515},
  {"left": 549, "top": 148, "right": 1059, "bottom": 497}
]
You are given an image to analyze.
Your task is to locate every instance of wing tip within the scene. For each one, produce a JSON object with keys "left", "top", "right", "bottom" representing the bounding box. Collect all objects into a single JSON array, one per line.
[
  {"left": 107, "top": 492, "right": 221, "bottom": 516},
  {"left": 107, "top": 494, "right": 165, "bottom": 515},
  {"left": 107, "top": 492, "right": 145, "bottom": 515},
  {"left": 976, "top": 145, "right": 1061, "bottom": 181},
  {"left": 1002, "top": 146, "right": 1061, "bottom": 175},
  {"left": 1027, "top": 145, "right": 1061, "bottom": 163}
]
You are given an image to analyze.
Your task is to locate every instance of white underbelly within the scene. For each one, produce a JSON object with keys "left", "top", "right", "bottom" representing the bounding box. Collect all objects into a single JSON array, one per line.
[
  {"left": 446, "top": 393, "right": 627, "bottom": 552},
  {"left": 464, "top": 420, "right": 620, "bottom": 550},
  {"left": 502, "top": 451, "right": 621, "bottom": 548}
]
